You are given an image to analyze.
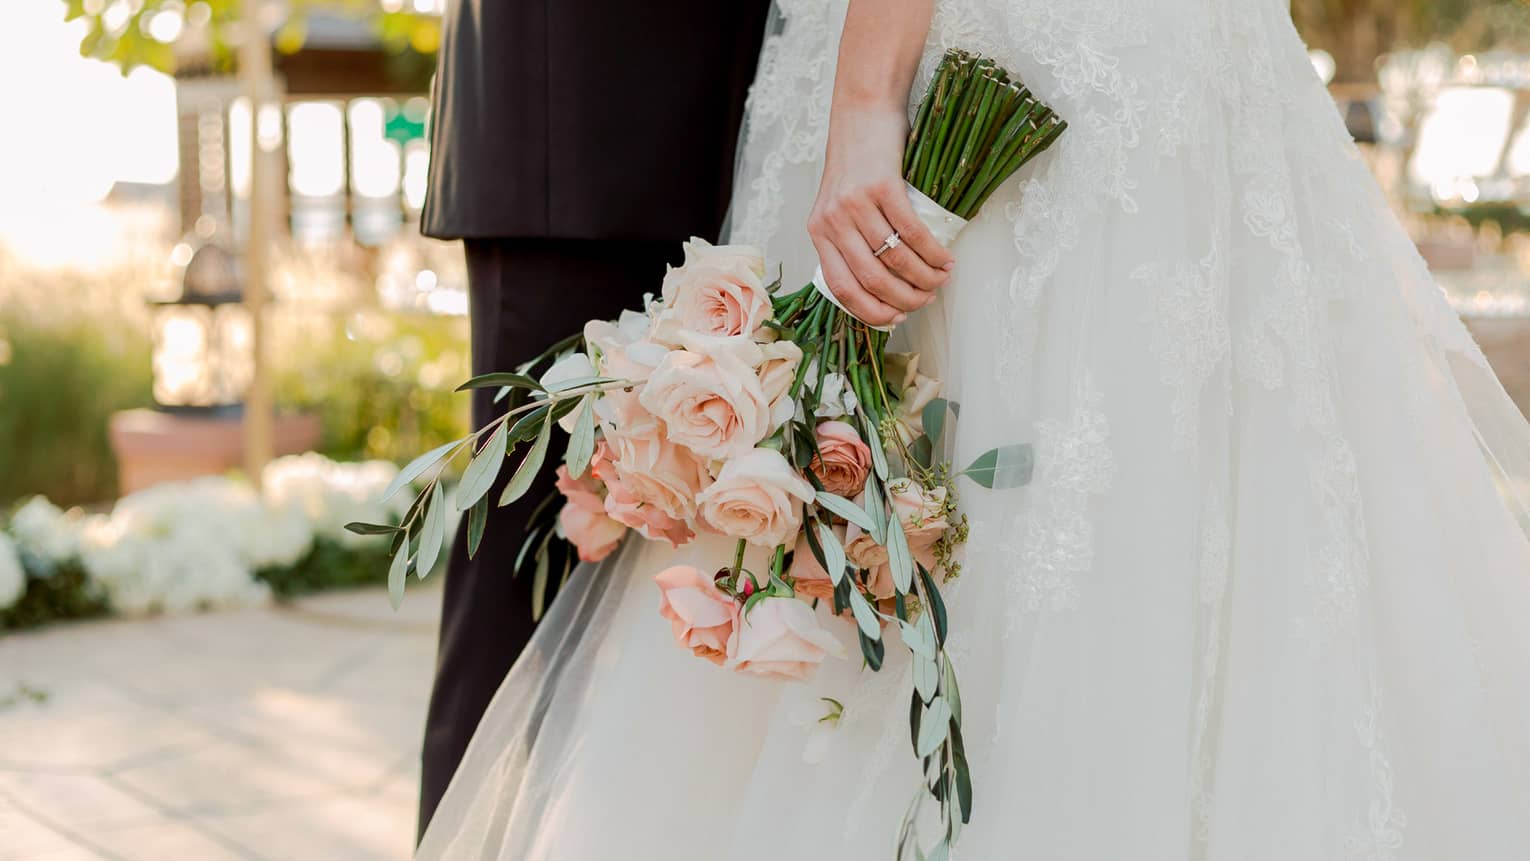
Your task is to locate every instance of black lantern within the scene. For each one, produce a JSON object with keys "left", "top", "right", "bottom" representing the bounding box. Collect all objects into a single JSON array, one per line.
[{"left": 151, "top": 240, "right": 255, "bottom": 415}]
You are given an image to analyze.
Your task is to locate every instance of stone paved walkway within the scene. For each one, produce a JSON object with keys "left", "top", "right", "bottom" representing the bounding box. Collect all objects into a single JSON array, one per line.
[{"left": 0, "top": 585, "right": 441, "bottom": 861}]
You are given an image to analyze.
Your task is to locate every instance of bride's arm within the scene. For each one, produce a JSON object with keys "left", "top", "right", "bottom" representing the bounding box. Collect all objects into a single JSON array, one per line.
[{"left": 809, "top": 0, "right": 952, "bottom": 327}]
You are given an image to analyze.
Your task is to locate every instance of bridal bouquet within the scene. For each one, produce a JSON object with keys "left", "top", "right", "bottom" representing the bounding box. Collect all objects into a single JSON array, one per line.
[{"left": 350, "top": 50, "right": 1062, "bottom": 859}]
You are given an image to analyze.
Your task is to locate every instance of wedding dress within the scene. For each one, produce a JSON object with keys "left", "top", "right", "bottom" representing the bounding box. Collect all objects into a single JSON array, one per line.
[{"left": 417, "top": 0, "right": 1530, "bottom": 857}]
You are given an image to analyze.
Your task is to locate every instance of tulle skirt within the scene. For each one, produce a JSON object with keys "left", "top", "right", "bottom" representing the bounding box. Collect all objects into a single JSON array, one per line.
[{"left": 418, "top": 0, "right": 1530, "bottom": 857}]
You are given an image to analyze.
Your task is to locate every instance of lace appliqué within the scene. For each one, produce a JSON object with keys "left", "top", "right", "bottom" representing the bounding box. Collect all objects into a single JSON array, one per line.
[
  {"left": 1008, "top": 373, "right": 1115, "bottom": 618},
  {"left": 1134, "top": 241, "right": 1232, "bottom": 452}
]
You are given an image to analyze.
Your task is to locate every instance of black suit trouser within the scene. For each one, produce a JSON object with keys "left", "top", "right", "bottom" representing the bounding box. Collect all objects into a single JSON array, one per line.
[{"left": 417, "top": 237, "right": 676, "bottom": 838}]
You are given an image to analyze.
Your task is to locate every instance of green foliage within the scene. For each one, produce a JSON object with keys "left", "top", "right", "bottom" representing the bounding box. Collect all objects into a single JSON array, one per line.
[
  {"left": 270, "top": 310, "right": 469, "bottom": 467},
  {"left": 0, "top": 564, "right": 109, "bottom": 632},
  {"left": 0, "top": 310, "right": 152, "bottom": 509},
  {"left": 59, "top": 0, "right": 442, "bottom": 76},
  {"left": 256, "top": 537, "right": 392, "bottom": 599}
]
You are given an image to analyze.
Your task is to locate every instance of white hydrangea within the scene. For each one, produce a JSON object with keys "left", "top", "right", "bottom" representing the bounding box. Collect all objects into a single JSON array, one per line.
[
  {"left": 9, "top": 496, "right": 80, "bottom": 571},
  {"left": 0, "top": 534, "right": 25, "bottom": 611},
  {"left": 262, "top": 453, "right": 409, "bottom": 548},
  {"left": 77, "top": 476, "right": 300, "bottom": 617}
]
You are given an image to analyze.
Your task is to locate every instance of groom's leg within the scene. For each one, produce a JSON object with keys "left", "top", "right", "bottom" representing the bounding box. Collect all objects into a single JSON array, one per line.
[{"left": 417, "top": 237, "right": 674, "bottom": 838}]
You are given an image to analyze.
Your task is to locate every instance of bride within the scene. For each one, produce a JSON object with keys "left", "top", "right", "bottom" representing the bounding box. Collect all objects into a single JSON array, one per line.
[{"left": 419, "top": 0, "right": 1530, "bottom": 857}]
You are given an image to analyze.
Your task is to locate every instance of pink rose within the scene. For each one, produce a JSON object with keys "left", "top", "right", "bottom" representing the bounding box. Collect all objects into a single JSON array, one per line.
[
  {"left": 554, "top": 442, "right": 612, "bottom": 511},
  {"left": 696, "top": 448, "right": 816, "bottom": 547},
  {"left": 595, "top": 454, "right": 694, "bottom": 549},
  {"left": 558, "top": 500, "right": 627, "bottom": 562},
  {"left": 639, "top": 339, "right": 773, "bottom": 460},
  {"left": 605, "top": 421, "right": 711, "bottom": 522},
  {"left": 655, "top": 564, "right": 740, "bottom": 666},
  {"left": 809, "top": 421, "right": 873, "bottom": 498},
  {"left": 653, "top": 239, "right": 772, "bottom": 342},
  {"left": 728, "top": 597, "right": 845, "bottom": 681}
]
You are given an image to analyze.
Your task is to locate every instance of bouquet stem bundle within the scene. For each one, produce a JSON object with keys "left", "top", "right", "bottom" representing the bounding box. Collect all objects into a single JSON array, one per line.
[{"left": 904, "top": 50, "right": 1067, "bottom": 218}]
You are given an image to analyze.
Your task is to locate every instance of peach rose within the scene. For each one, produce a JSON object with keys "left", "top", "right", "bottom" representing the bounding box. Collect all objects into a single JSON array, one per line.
[
  {"left": 557, "top": 500, "right": 627, "bottom": 562},
  {"left": 585, "top": 312, "right": 668, "bottom": 383},
  {"left": 756, "top": 340, "right": 803, "bottom": 432},
  {"left": 787, "top": 527, "right": 844, "bottom": 603},
  {"left": 884, "top": 352, "right": 943, "bottom": 446},
  {"left": 594, "top": 454, "right": 694, "bottom": 549},
  {"left": 842, "top": 480, "right": 949, "bottom": 599},
  {"left": 605, "top": 424, "right": 711, "bottom": 522},
  {"left": 539, "top": 352, "right": 597, "bottom": 432},
  {"left": 655, "top": 564, "right": 740, "bottom": 666},
  {"left": 809, "top": 421, "right": 873, "bottom": 497},
  {"left": 639, "top": 338, "right": 773, "bottom": 460},
  {"left": 728, "top": 597, "right": 845, "bottom": 681},
  {"left": 696, "top": 448, "right": 815, "bottom": 547},
  {"left": 652, "top": 239, "right": 771, "bottom": 343}
]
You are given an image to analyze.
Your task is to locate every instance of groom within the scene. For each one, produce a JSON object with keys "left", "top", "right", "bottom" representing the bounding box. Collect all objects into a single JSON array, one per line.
[{"left": 415, "top": 0, "right": 772, "bottom": 837}]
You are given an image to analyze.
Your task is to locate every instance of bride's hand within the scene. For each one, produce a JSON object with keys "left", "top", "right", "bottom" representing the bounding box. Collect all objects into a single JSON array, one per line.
[{"left": 809, "top": 105, "right": 955, "bottom": 327}]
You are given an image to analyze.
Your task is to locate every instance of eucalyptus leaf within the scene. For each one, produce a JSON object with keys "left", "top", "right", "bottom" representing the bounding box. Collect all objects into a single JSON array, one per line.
[
  {"left": 815, "top": 491, "right": 877, "bottom": 533},
  {"left": 456, "top": 423, "right": 508, "bottom": 511},
  {"left": 456, "top": 371, "right": 544, "bottom": 393},
  {"left": 858, "top": 627, "right": 886, "bottom": 672},
  {"left": 863, "top": 474, "right": 888, "bottom": 545},
  {"left": 899, "top": 617, "right": 936, "bottom": 660},
  {"left": 531, "top": 534, "right": 551, "bottom": 620},
  {"left": 386, "top": 542, "right": 410, "bottom": 610},
  {"left": 863, "top": 413, "right": 890, "bottom": 481},
  {"left": 961, "top": 443, "right": 1035, "bottom": 489},
  {"left": 467, "top": 496, "right": 489, "bottom": 559},
  {"left": 416, "top": 482, "right": 446, "bottom": 579},
  {"left": 817, "top": 522, "right": 847, "bottom": 586},
  {"left": 909, "top": 436, "right": 934, "bottom": 471},
  {"left": 501, "top": 415, "right": 553, "bottom": 507},
  {"left": 913, "top": 653, "right": 939, "bottom": 703},
  {"left": 918, "top": 563, "right": 948, "bottom": 645},
  {"left": 848, "top": 589, "right": 882, "bottom": 641},
  {"left": 543, "top": 375, "right": 616, "bottom": 393},
  {"left": 916, "top": 697, "right": 953, "bottom": 758},
  {"left": 951, "top": 720, "right": 973, "bottom": 824},
  {"left": 381, "top": 439, "right": 462, "bottom": 502},
  {"left": 343, "top": 521, "right": 400, "bottom": 536},
  {"left": 922, "top": 397, "right": 949, "bottom": 447},
  {"left": 565, "top": 395, "right": 597, "bottom": 479},
  {"left": 943, "top": 658, "right": 963, "bottom": 725},
  {"left": 887, "top": 514, "right": 915, "bottom": 595}
]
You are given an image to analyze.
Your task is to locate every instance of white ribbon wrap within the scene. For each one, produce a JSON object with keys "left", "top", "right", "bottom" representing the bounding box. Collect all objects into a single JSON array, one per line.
[{"left": 811, "top": 182, "right": 970, "bottom": 331}]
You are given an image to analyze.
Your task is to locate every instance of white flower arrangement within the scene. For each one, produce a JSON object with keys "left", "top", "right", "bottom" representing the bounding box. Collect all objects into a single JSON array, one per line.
[{"left": 3, "top": 453, "right": 413, "bottom": 624}]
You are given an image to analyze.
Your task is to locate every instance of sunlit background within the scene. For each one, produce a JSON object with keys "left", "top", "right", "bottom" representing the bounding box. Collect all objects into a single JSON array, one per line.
[{"left": 4, "top": 2, "right": 1530, "bottom": 860}]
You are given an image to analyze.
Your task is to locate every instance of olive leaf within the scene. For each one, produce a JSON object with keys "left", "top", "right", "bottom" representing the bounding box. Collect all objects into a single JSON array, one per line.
[
  {"left": 501, "top": 413, "right": 554, "bottom": 507},
  {"left": 467, "top": 495, "right": 489, "bottom": 559},
  {"left": 381, "top": 439, "right": 462, "bottom": 502},
  {"left": 386, "top": 541, "right": 411, "bottom": 611},
  {"left": 456, "top": 371, "right": 544, "bottom": 393},
  {"left": 565, "top": 394, "right": 597, "bottom": 479},
  {"left": 456, "top": 423, "right": 508, "bottom": 511},
  {"left": 815, "top": 491, "right": 877, "bottom": 533},
  {"left": 916, "top": 696, "right": 953, "bottom": 758},
  {"left": 816, "top": 522, "right": 847, "bottom": 586},
  {"left": 415, "top": 482, "right": 446, "bottom": 579},
  {"left": 960, "top": 443, "right": 1035, "bottom": 489}
]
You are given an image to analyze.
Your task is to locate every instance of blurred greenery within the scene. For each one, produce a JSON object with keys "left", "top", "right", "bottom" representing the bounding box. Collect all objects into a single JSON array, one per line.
[
  {"left": 271, "top": 307, "right": 470, "bottom": 465},
  {"left": 0, "top": 307, "right": 153, "bottom": 510},
  {"left": 0, "top": 563, "right": 109, "bottom": 631},
  {"left": 1293, "top": 0, "right": 1530, "bottom": 83},
  {"left": 256, "top": 537, "right": 391, "bottom": 599},
  {"left": 60, "top": 0, "right": 441, "bottom": 76}
]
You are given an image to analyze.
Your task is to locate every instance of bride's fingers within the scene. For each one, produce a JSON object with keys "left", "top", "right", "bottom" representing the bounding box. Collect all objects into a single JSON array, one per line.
[
  {"left": 812, "top": 235, "right": 902, "bottom": 326},
  {"left": 855, "top": 206, "right": 950, "bottom": 293},
  {"left": 874, "top": 181, "right": 956, "bottom": 272},
  {"left": 836, "top": 224, "right": 930, "bottom": 314}
]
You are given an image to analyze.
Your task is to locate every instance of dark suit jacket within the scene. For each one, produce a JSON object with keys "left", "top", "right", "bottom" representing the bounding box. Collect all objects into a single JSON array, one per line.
[{"left": 421, "top": 0, "right": 772, "bottom": 241}]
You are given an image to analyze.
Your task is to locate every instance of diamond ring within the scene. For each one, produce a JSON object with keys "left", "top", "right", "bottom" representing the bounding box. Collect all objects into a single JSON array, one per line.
[{"left": 872, "top": 232, "right": 902, "bottom": 258}]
